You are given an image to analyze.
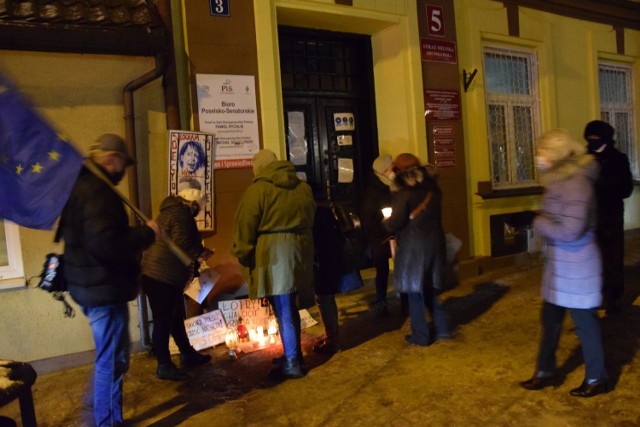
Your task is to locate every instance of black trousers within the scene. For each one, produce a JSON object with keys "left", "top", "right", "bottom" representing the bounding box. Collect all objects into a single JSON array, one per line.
[
  {"left": 142, "top": 276, "right": 193, "bottom": 365},
  {"left": 597, "top": 219, "right": 625, "bottom": 300}
]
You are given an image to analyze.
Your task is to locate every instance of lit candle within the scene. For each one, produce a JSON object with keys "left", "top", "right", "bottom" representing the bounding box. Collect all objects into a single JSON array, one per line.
[{"left": 268, "top": 318, "right": 278, "bottom": 335}]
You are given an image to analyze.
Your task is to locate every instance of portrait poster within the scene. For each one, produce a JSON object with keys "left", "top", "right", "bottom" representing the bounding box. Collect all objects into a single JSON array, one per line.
[
  {"left": 196, "top": 74, "right": 260, "bottom": 170},
  {"left": 168, "top": 130, "right": 215, "bottom": 231}
]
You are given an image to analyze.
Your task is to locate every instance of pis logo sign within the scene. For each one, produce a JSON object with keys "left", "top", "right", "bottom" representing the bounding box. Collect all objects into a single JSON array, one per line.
[
  {"left": 220, "top": 79, "right": 233, "bottom": 94},
  {"left": 220, "top": 79, "right": 233, "bottom": 93}
]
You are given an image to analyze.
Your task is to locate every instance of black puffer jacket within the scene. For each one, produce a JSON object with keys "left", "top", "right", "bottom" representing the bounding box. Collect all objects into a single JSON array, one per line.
[
  {"left": 61, "top": 165, "right": 156, "bottom": 307},
  {"left": 141, "top": 196, "right": 204, "bottom": 288},
  {"left": 383, "top": 166, "right": 446, "bottom": 293}
]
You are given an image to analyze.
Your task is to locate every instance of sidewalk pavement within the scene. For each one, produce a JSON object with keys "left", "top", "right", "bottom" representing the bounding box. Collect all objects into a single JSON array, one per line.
[{"left": 2, "top": 236, "right": 640, "bottom": 426}]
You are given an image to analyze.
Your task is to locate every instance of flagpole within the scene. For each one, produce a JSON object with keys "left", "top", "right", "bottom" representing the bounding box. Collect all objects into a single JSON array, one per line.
[{"left": 83, "top": 159, "right": 192, "bottom": 266}]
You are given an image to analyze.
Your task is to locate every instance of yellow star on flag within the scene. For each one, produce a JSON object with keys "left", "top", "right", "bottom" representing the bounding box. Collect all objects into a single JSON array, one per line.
[
  {"left": 16, "top": 164, "right": 23, "bottom": 175},
  {"left": 31, "top": 162, "right": 43, "bottom": 173},
  {"left": 48, "top": 150, "right": 60, "bottom": 161}
]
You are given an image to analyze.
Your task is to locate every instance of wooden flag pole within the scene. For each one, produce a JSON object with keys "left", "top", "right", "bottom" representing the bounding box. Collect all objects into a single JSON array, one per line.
[{"left": 83, "top": 159, "right": 192, "bottom": 266}]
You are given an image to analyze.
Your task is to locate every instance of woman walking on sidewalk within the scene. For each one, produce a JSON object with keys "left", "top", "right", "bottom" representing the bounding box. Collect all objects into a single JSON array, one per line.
[{"left": 520, "top": 129, "right": 609, "bottom": 398}]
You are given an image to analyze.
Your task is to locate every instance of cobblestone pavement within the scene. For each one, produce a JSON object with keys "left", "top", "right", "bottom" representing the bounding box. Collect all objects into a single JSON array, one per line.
[{"left": 2, "top": 236, "right": 640, "bottom": 426}]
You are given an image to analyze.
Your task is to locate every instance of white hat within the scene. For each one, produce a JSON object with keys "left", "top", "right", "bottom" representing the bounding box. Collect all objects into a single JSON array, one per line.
[
  {"left": 178, "top": 188, "right": 202, "bottom": 202},
  {"left": 177, "top": 178, "right": 203, "bottom": 202}
]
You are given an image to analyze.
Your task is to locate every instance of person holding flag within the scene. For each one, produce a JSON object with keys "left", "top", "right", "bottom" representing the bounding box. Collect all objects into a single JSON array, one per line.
[{"left": 60, "top": 134, "right": 159, "bottom": 426}]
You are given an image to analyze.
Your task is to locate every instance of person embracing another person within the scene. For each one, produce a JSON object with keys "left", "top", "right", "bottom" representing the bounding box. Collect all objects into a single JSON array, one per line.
[{"left": 520, "top": 129, "right": 609, "bottom": 398}]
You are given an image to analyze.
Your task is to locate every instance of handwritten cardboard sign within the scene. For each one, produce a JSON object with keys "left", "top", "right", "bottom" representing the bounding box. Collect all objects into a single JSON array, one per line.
[
  {"left": 184, "top": 309, "right": 227, "bottom": 351},
  {"left": 219, "top": 298, "right": 272, "bottom": 330}
]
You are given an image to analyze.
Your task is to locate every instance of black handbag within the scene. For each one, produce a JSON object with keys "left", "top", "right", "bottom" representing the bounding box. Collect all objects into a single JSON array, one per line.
[{"left": 38, "top": 253, "right": 67, "bottom": 293}]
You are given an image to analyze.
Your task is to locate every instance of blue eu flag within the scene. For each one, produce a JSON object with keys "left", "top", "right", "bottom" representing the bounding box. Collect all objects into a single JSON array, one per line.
[{"left": 0, "top": 73, "right": 84, "bottom": 230}]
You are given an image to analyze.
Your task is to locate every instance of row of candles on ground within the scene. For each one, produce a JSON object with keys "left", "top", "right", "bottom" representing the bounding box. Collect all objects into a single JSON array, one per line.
[{"left": 224, "top": 317, "right": 279, "bottom": 350}]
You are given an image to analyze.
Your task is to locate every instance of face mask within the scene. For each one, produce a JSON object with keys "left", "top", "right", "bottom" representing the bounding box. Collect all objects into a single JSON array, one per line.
[
  {"left": 587, "top": 138, "right": 605, "bottom": 153},
  {"left": 535, "top": 156, "right": 552, "bottom": 172},
  {"left": 109, "top": 169, "right": 125, "bottom": 185}
]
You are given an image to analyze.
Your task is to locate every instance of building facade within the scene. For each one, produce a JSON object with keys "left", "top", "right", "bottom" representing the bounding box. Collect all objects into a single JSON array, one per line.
[{"left": 0, "top": 0, "right": 638, "bottom": 366}]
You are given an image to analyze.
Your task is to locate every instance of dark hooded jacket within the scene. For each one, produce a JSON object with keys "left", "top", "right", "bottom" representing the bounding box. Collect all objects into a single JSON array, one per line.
[
  {"left": 383, "top": 165, "right": 445, "bottom": 293},
  {"left": 141, "top": 195, "right": 204, "bottom": 288},
  {"left": 61, "top": 164, "right": 155, "bottom": 307}
]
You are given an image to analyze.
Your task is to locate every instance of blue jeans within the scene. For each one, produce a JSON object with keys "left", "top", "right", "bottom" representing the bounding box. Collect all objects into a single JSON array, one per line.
[
  {"left": 268, "top": 293, "right": 301, "bottom": 360},
  {"left": 408, "top": 289, "right": 451, "bottom": 345},
  {"left": 82, "top": 303, "right": 130, "bottom": 427},
  {"left": 536, "top": 301, "right": 607, "bottom": 381}
]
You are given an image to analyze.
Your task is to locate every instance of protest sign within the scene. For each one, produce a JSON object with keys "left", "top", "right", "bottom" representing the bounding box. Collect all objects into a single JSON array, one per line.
[{"left": 184, "top": 309, "right": 227, "bottom": 351}]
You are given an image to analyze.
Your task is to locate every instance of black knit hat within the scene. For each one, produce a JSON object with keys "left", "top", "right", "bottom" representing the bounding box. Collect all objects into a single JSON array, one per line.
[{"left": 584, "top": 120, "right": 614, "bottom": 144}]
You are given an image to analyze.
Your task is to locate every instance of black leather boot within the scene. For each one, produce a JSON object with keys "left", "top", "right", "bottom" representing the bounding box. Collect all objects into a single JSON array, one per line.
[
  {"left": 281, "top": 358, "right": 305, "bottom": 379},
  {"left": 156, "top": 363, "right": 187, "bottom": 381},
  {"left": 569, "top": 380, "right": 610, "bottom": 397},
  {"left": 520, "top": 375, "right": 561, "bottom": 390}
]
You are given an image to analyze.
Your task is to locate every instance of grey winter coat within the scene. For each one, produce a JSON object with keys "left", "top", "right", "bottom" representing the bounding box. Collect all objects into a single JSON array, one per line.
[
  {"left": 534, "top": 157, "right": 602, "bottom": 309},
  {"left": 231, "top": 160, "right": 316, "bottom": 299},
  {"left": 141, "top": 196, "right": 204, "bottom": 288},
  {"left": 383, "top": 166, "right": 446, "bottom": 294}
]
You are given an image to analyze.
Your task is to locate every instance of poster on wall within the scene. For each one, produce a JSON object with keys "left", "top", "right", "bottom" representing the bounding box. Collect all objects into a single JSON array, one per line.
[
  {"left": 196, "top": 74, "right": 260, "bottom": 169},
  {"left": 168, "top": 130, "right": 215, "bottom": 231}
]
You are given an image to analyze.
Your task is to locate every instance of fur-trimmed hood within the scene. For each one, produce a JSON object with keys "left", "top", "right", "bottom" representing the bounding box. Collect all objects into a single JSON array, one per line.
[
  {"left": 537, "top": 128, "right": 598, "bottom": 186},
  {"left": 393, "top": 164, "right": 438, "bottom": 191},
  {"left": 539, "top": 152, "right": 598, "bottom": 186}
]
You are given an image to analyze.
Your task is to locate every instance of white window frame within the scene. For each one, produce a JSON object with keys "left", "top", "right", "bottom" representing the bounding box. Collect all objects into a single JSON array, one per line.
[
  {"left": 598, "top": 61, "right": 638, "bottom": 178},
  {"left": 0, "top": 220, "right": 25, "bottom": 289},
  {"left": 483, "top": 45, "right": 542, "bottom": 189}
]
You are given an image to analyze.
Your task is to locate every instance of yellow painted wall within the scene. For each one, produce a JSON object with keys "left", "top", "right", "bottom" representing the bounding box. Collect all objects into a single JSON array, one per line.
[
  {"left": 455, "top": 0, "right": 640, "bottom": 256},
  {"left": 0, "top": 52, "right": 164, "bottom": 362}
]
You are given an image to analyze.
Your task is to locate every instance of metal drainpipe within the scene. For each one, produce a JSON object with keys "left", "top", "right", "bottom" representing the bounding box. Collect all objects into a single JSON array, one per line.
[{"left": 123, "top": 52, "right": 166, "bottom": 348}]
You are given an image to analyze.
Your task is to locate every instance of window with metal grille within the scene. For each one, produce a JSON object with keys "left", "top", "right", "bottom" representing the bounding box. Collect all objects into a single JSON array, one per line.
[
  {"left": 483, "top": 46, "right": 541, "bottom": 188},
  {"left": 279, "top": 30, "right": 366, "bottom": 96},
  {"left": 598, "top": 62, "right": 638, "bottom": 178}
]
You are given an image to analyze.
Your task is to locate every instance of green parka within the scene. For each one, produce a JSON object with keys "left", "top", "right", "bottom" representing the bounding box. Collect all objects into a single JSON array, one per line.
[{"left": 231, "top": 160, "right": 315, "bottom": 299}]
